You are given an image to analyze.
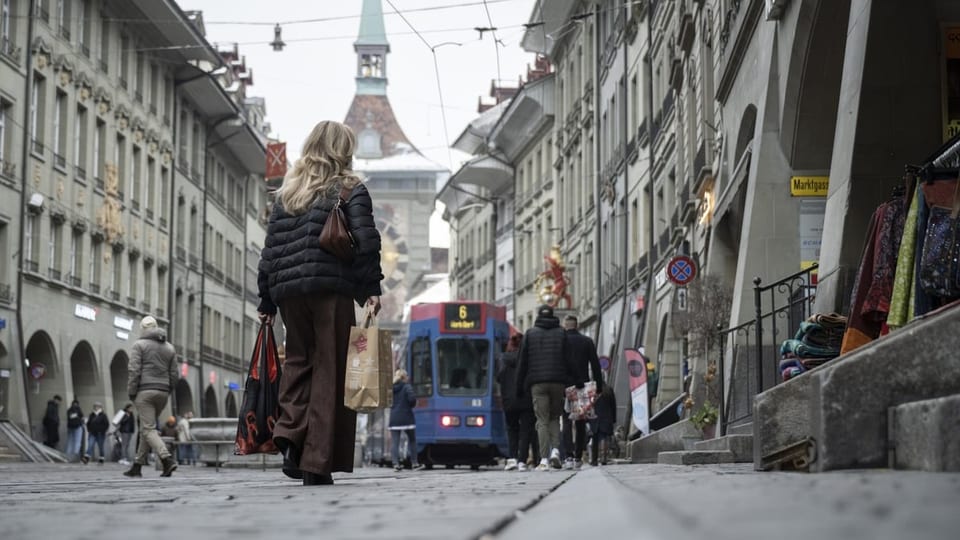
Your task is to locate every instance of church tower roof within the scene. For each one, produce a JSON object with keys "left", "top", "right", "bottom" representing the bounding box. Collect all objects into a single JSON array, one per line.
[{"left": 345, "top": 0, "right": 419, "bottom": 160}]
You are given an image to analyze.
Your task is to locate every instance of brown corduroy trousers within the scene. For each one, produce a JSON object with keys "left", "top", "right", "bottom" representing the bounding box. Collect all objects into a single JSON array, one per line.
[{"left": 274, "top": 291, "right": 357, "bottom": 475}]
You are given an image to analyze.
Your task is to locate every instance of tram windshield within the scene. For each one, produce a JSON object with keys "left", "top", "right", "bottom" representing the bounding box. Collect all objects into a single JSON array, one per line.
[{"left": 436, "top": 338, "right": 490, "bottom": 397}]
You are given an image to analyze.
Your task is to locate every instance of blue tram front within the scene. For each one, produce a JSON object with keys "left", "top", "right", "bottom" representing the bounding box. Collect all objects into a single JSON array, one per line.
[{"left": 404, "top": 302, "right": 510, "bottom": 468}]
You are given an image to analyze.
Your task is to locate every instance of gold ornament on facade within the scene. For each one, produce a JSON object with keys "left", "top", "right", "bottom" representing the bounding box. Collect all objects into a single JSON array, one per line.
[
  {"left": 96, "top": 164, "right": 124, "bottom": 244},
  {"left": 534, "top": 244, "right": 573, "bottom": 308},
  {"left": 35, "top": 53, "right": 48, "bottom": 69},
  {"left": 59, "top": 71, "right": 71, "bottom": 87}
]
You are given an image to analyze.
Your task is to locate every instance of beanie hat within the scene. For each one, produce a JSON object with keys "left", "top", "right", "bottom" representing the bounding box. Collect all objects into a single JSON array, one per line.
[
  {"left": 140, "top": 316, "right": 158, "bottom": 330},
  {"left": 537, "top": 305, "right": 554, "bottom": 318}
]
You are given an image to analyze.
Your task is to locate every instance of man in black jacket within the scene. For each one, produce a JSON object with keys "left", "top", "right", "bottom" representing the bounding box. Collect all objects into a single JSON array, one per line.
[
  {"left": 42, "top": 395, "right": 62, "bottom": 449},
  {"left": 561, "top": 315, "right": 603, "bottom": 469},
  {"left": 516, "top": 305, "right": 576, "bottom": 470}
]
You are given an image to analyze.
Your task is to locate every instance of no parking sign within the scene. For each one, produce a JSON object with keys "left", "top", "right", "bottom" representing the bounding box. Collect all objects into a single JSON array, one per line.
[
  {"left": 666, "top": 255, "right": 697, "bottom": 286},
  {"left": 29, "top": 363, "right": 46, "bottom": 380}
]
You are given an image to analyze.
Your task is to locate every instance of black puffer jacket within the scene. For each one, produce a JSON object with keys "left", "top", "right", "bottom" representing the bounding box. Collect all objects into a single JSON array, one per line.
[
  {"left": 496, "top": 351, "right": 531, "bottom": 411},
  {"left": 257, "top": 183, "right": 383, "bottom": 314},
  {"left": 566, "top": 329, "right": 603, "bottom": 392},
  {"left": 516, "top": 314, "right": 574, "bottom": 392}
]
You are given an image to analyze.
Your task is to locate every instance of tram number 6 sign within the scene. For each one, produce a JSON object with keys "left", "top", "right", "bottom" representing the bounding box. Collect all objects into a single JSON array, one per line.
[{"left": 666, "top": 255, "right": 697, "bottom": 286}]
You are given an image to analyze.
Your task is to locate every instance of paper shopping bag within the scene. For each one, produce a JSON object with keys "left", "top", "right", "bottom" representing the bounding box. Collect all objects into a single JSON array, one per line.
[{"left": 344, "top": 312, "right": 393, "bottom": 413}]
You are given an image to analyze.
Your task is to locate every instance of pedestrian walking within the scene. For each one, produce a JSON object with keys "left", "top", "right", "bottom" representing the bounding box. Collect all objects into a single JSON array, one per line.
[
  {"left": 65, "top": 399, "right": 85, "bottom": 461},
  {"left": 516, "top": 305, "right": 576, "bottom": 471},
  {"left": 497, "top": 333, "right": 539, "bottom": 471},
  {"left": 177, "top": 411, "right": 196, "bottom": 465},
  {"left": 389, "top": 369, "right": 423, "bottom": 471},
  {"left": 123, "top": 315, "right": 178, "bottom": 478},
  {"left": 590, "top": 381, "right": 617, "bottom": 466},
  {"left": 561, "top": 315, "right": 603, "bottom": 469},
  {"left": 41, "top": 395, "right": 62, "bottom": 449},
  {"left": 114, "top": 403, "right": 136, "bottom": 464},
  {"left": 83, "top": 403, "right": 110, "bottom": 464},
  {"left": 257, "top": 120, "right": 383, "bottom": 486}
]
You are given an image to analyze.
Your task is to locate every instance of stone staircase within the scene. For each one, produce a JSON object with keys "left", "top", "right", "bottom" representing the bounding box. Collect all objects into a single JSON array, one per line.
[{"left": 754, "top": 302, "right": 960, "bottom": 472}]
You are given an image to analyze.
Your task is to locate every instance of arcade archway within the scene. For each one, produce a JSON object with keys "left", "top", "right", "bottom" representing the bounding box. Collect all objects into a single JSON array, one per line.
[
  {"left": 70, "top": 341, "right": 101, "bottom": 410},
  {"left": 203, "top": 385, "right": 219, "bottom": 417},
  {"left": 25, "top": 331, "right": 61, "bottom": 442},
  {"left": 175, "top": 378, "right": 194, "bottom": 416},
  {"left": 109, "top": 351, "right": 129, "bottom": 412},
  {"left": 224, "top": 392, "right": 238, "bottom": 419}
]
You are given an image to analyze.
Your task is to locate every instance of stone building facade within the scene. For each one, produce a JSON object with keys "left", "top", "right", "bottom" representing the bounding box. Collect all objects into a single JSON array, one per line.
[{"left": 0, "top": 0, "right": 271, "bottom": 442}]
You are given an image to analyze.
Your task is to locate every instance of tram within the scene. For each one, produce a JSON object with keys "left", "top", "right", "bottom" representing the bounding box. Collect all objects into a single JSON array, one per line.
[{"left": 402, "top": 301, "right": 510, "bottom": 469}]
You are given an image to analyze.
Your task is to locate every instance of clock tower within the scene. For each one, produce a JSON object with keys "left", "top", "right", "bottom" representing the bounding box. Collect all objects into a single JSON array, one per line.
[{"left": 344, "top": 0, "right": 447, "bottom": 332}]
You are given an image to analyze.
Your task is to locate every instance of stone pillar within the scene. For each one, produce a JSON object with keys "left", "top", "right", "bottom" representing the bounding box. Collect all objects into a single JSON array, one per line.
[{"left": 814, "top": 0, "right": 941, "bottom": 315}]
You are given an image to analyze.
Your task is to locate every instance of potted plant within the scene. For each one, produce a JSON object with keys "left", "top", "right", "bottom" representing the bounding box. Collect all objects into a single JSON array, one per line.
[{"left": 690, "top": 401, "right": 719, "bottom": 439}]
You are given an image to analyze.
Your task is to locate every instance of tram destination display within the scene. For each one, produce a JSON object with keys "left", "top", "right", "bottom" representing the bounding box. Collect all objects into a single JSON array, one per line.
[{"left": 442, "top": 303, "right": 485, "bottom": 333}]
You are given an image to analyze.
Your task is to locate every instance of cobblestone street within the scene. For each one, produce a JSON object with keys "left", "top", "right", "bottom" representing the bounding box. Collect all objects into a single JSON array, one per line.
[{"left": 1, "top": 461, "right": 957, "bottom": 540}]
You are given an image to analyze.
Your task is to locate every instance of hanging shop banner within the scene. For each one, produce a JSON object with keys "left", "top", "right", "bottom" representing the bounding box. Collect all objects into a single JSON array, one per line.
[
  {"left": 624, "top": 348, "right": 650, "bottom": 436},
  {"left": 266, "top": 142, "right": 287, "bottom": 179}
]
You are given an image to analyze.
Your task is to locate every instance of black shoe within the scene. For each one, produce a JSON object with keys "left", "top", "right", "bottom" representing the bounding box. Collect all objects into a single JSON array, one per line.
[
  {"left": 302, "top": 471, "right": 333, "bottom": 486},
  {"left": 275, "top": 437, "right": 303, "bottom": 480},
  {"left": 160, "top": 456, "right": 178, "bottom": 477},
  {"left": 123, "top": 463, "right": 142, "bottom": 477}
]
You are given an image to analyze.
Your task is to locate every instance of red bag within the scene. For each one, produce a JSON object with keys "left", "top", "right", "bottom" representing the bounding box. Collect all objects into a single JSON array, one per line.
[{"left": 234, "top": 324, "right": 282, "bottom": 455}]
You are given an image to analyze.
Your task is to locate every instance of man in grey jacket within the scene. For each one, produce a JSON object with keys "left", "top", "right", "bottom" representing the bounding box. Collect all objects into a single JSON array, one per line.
[{"left": 123, "top": 316, "right": 178, "bottom": 478}]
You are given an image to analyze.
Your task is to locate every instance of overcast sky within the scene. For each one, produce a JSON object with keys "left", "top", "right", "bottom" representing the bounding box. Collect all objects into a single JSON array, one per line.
[{"left": 183, "top": 0, "right": 539, "bottom": 247}]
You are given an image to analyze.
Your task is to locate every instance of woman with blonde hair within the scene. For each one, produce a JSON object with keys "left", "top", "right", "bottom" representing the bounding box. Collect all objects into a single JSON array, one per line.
[
  {"left": 257, "top": 120, "right": 383, "bottom": 486},
  {"left": 389, "top": 369, "right": 422, "bottom": 471}
]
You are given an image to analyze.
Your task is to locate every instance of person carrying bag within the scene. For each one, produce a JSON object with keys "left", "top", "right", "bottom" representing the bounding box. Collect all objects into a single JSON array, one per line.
[
  {"left": 344, "top": 307, "right": 393, "bottom": 413},
  {"left": 235, "top": 324, "right": 283, "bottom": 456}
]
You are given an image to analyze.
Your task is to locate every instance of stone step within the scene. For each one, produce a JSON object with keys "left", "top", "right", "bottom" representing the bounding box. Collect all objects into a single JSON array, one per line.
[
  {"left": 694, "top": 434, "right": 753, "bottom": 462},
  {"left": 889, "top": 394, "right": 960, "bottom": 472},
  {"left": 627, "top": 419, "right": 701, "bottom": 463},
  {"left": 658, "top": 450, "right": 735, "bottom": 465},
  {"left": 753, "top": 302, "right": 960, "bottom": 472},
  {"left": 725, "top": 421, "right": 754, "bottom": 436}
]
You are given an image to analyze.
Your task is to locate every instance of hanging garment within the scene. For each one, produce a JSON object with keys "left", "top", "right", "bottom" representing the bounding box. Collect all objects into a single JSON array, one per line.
[
  {"left": 887, "top": 185, "right": 920, "bottom": 329},
  {"left": 840, "top": 196, "right": 907, "bottom": 354}
]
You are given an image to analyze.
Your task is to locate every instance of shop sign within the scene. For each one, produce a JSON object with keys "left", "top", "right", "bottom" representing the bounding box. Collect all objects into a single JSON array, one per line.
[
  {"left": 655, "top": 266, "right": 668, "bottom": 290},
  {"left": 0, "top": 317, "right": 6, "bottom": 330},
  {"left": 0, "top": 369, "right": 10, "bottom": 378},
  {"left": 789, "top": 176, "right": 829, "bottom": 197},
  {"left": 74, "top": 304, "right": 97, "bottom": 322},
  {"left": 113, "top": 316, "right": 134, "bottom": 331},
  {"left": 116, "top": 331, "right": 129, "bottom": 341},
  {"left": 800, "top": 200, "right": 826, "bottom": 271}
]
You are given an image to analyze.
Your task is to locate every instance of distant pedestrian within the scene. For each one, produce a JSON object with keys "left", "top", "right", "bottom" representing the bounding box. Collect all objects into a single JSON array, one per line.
[
  {"left": 497, "top": 333, "right": 539, "bottom": 471},
  {"left": 83, "top": 403, "right": 110, "bottom": 464},
  {"left": 177, "top": 411, "right": 196, "bottom": 465},
  {"left": 124, "top": 315, "right": 178, "bottom": 478},
  {"left": 113, "top": 403, "right": 136, "bottom": 465},
  {"left": 65, "top": 399, "right": 85, "bottom": 460},
  {"left": 590, "top": 382, "right": 617, "bottom": 466},
  {"left": 389, "top": 369, "right": 423, "bottom": 471},
  {"left": 516, "top": 305, "right": 576, "bottom": 471},
  {"left": 561, "top": 315, "right": 603, "bottom": 469},
  {"left": 41, "top": 395, "right": 62, "bottom": 449}
]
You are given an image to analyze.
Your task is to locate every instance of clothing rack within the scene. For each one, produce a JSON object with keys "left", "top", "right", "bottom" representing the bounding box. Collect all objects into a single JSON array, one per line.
[{"left": 932, "top": 137, "right": 960, "bottom": 168}]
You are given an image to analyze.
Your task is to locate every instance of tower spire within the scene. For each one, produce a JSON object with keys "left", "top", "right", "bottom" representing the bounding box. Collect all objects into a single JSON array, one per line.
[{"left": 355, "top": 0, "right": 390, "bottom": 95}]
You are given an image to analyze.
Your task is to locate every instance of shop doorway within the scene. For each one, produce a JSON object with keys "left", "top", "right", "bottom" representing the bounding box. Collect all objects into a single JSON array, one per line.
[
  {"left": 175, "top": 378, "right": 194, "bottom": 416},
  {"left": 69, "top": 341, "right": 101, "bottom": 411},
  {"left": 224, "top": 392, "right": 238, "bottom": 418},
  {"left": 25, "top": 331, "right": 61, "bottom": 442},
  {"left": 109, "top": 351, "right": 129, "bottom": 413},
  {"left": 203, "top": 385, "right": 219, "bottom": 417}
]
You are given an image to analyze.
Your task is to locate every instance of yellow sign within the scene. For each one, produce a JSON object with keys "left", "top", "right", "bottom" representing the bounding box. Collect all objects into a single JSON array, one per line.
[{"left": 790, "top": 176, "right": 830, "bottom": 197}]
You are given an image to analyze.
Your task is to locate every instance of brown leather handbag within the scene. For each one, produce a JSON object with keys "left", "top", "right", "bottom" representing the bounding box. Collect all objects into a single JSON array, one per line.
[{"left": 318, "top": 186, "right": 356, "bottom": 262}]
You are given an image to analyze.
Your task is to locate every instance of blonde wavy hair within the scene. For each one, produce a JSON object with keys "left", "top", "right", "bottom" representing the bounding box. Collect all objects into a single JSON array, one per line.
[
  {"left": 394, "top": 369, "right": 409, "bottom": 384},
  {"left": 278, "top": 121, "right": 362, "bottom": 215}
]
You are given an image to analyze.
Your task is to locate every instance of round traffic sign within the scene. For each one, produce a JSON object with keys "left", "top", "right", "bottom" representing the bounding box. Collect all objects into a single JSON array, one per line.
[{"left": 666, "top": 255, "right": 697, "bottom": 286}]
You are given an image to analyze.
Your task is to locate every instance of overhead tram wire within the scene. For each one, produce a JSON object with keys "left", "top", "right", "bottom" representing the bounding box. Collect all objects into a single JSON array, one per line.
[
  {"left": 384, "top": 0, "right": 455, "bottom": 172},
  {"left": 481, "top": 0, "right": 503, "bottom": 87}
]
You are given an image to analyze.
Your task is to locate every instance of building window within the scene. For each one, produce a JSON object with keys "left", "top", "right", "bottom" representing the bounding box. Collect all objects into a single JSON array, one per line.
[
  {"left": 160, "top": 167, "right": 170, "bottom": 226},
  {"left": 89, "top": 238, "right": 101, "bottom": 291},
  {"left": 93, "top": 119, "right": 104, "bottom": 184},
  {"left": 99, "top": 20, "right": 109, "bottom": 72},
  {"left": 53, "top": 90, "right": 66, "bottom": 168},
  {"left": 190, "top": 207, "right": 199, "bottom": 255},
  {"left": 30, "top": 75, "right": 45, "bottom": 155},
  {"left": 157, "top": 268, "right": 166, "bottom": 315},
  {"left": 176, "top": 198, "right": 185, "bottom": 248},
  {"left": 131, "top": 145, "right": 141, "bottom": 209},
  {"left": 1, "top": 0, "right": 12, "bottom": 49},
  {"left": 56, "top": 0, "right": 69, "bottom": 39},
  {"left": 69, "top": 229, "right": 82, "bottom": 286},
  {"left": 112, "top": 251, "right": 121, "bottom": 297},
  {"left": 115, "top": 134, "right": 125, "bottom": 198},
  {"left": 150, "top": 64, "right": 159, "bottom": 111},
  {"left": 24, "top": 214, "right": 38, "bottom": 269},
  {"left": 36, "top": 0, "right": 48, "bottom": 23},
  {"left": 127, "top": 254, "right": 137, "bottom": 303},
  {"left": 143, "top": 262, "right": 151, "bottom": 309},
  {"left": 78, "top": 0, "right": 91, "bottom": 56},
  {"left": 134, "top": 51, "right": 144, "bottom": 101},
  {"left": 74, "top": 105, "right": 87, "bottom": 179},
  {"left": 0, "top": 99, "right": 8, "bottom": 168},
  {"left": 49, "top": 218, "right": 62, "bottom": 278},
  {"left": 119, "top": 34, "right": 129, "bottom": 87},
  {"left": 146, "top": 157, "right": 155, "bottom": 218}
]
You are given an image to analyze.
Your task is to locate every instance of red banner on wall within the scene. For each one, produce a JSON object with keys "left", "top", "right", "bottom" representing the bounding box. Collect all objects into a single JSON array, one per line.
[{"left": 266, "top": 142, "right": 287, "bottom": 179}]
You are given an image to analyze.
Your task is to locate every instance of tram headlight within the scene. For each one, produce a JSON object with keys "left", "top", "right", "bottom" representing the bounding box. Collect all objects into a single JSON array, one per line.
[
  {"left": 466, "top": 416, "right": 485, "bottom": 427},
  {"left": 441, "top": 415, "right": 461, "bottom": 427}
]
